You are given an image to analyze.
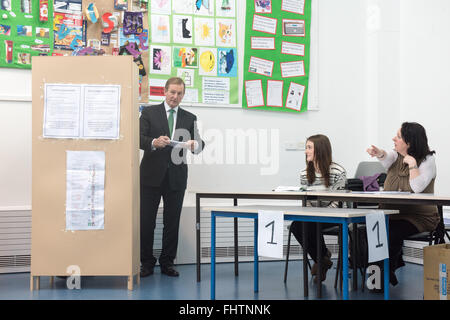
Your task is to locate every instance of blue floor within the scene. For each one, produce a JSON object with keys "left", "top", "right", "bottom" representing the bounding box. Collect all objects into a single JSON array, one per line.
[{"left": 0, "top": 260, "right": 424, "bottom": 300}]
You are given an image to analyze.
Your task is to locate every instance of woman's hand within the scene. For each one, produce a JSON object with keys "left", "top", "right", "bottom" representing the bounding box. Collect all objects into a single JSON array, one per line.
[
  {"left": 403, "top": 155, "right": 418, "bottom": 169},
  {"left": 366, "top": 145, "right": 385, "bottom": 158}
]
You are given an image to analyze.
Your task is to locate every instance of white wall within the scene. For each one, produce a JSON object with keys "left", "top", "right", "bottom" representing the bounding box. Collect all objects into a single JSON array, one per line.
[
  {"left": 398, "top": 0, "right": 450, "bottom": 193},
  {"left": 1, "top": 0, "right": 449, "bottom": 210}
]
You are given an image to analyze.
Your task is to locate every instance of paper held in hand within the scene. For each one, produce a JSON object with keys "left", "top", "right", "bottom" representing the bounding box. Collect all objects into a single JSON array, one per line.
[{"left": 273, "top": 186, "right": 303, "bottom": 192}]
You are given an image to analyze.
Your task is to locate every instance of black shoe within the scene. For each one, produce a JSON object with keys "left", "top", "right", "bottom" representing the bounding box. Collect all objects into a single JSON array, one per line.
[
  {"left": 161, "top": 265, "right": 179, "bottom": 277},
  {"left": 368, "top": 287, "right": 384, "bottom": 294},
  {"left": 140, "top": 266, "right": 154, "bottom": 278},
  {"left": 313, "top": 253, "right": 333, "bottom": 283},
  {"left": 311, "top": 249, "right": 332, "bottom": 276}
]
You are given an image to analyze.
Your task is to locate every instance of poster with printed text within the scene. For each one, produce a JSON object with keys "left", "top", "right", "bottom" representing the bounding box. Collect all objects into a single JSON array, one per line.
[
  {"left": 149, "top": 0, "right": 239, "bottom": 105},
  {"left": 242, "top": 0, "right": 311, "bottom": 113}
]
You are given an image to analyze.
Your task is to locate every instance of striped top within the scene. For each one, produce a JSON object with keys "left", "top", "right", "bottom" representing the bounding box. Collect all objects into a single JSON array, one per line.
[{"left": 300, "top": 162, "right": 347, "bottom": 208}]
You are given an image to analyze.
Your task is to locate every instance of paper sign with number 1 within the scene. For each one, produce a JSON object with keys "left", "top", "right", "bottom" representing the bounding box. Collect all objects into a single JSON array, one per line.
[
  {"left": 258, "top": 210, "right": 284, "bottom": 259},
  {"left": 365, "top": 211, "right": 389, "bottom": 263}
]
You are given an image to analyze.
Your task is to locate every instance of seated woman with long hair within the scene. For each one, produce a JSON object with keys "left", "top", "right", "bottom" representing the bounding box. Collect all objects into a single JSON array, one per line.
[{"left": 290, "top": 134, "right": 347, "bottom": 283}]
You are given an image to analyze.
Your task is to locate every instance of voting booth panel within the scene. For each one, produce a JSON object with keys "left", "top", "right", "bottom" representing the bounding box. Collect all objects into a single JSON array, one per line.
[{"left": 30, "top": 56, "right": 140, "bottom": 290}]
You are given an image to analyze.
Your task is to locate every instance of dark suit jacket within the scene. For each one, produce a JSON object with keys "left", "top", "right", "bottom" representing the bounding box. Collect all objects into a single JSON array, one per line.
[{"left": 140, "top": 102, "right": 205, "bottom": 190}]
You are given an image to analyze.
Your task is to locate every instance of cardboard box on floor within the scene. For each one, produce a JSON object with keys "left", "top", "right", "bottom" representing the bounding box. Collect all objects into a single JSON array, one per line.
[{"left": 424, "top": 244, "right": 450, "bottom": 300}]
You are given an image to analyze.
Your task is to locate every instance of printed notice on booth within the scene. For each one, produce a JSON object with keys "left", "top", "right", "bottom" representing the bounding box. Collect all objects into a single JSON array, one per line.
[{"left": 66, "top": 151, "right": 105, "bottom": 231}]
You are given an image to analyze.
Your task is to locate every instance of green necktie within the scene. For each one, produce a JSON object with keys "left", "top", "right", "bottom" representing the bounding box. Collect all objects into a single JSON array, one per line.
[{"left": 168, "top": 109, "right": 175, "bottom": 137}]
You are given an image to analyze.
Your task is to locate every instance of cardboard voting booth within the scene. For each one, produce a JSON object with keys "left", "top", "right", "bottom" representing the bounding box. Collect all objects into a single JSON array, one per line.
[{"left": 30, "top": 56, "right": 140, "bottom": 290}]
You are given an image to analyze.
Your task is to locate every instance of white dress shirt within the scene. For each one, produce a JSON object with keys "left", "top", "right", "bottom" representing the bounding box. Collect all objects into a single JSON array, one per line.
[{"left": 151, "top": 101, "right": 178, "bottom": 149}]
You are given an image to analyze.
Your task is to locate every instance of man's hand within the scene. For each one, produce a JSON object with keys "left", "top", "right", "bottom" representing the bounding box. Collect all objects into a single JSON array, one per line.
[
  {"left": 184, "top": 140, "right": 198, "bottom": 152},
  {"left": 153, "top": 136, "right": 171, "bottom": 149}
]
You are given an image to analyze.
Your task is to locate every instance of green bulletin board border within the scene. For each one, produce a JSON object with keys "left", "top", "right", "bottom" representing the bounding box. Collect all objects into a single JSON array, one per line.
[
  {"left": 0, "top": 1, "right": 54, "bottom": 69},
  {"left": 242, "top": 0, "right": 311, "bottom": 113}
]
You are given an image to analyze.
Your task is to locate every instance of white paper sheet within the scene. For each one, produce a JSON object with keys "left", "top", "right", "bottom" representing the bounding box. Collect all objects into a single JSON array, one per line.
[
  {"left": 281, "top": 0, "right": 305, "bottom": 15},
  {"left": 215, "top": 18, "right": 236, "bottom": 47},
  {"left": 202, "top": 77, "right": 230, "bottom": 104},
  {"left": 194, "top": 17, "right": 215, "bottom": 46},
  {"left": 182, "top": 88, "right": 199, "bottom": 103},
  {"left": 66, "top": 151, "right": 105, "bottom": 231},
  {"left": 44, "top": 84, "right": 121, "bottom": 139},
  {"left": 281, "top": 41, "right": 305, "bottom": 56},
  {"left": 280, "top": 60, "right": 305, "bottom": 78},
  {"left": 252, "top": 14, "right": 277, "bottom": 34},
  {"left": 266, "top": 80, "right": 283, "bottom": 107},
  {"left": 43, "top": 84, "right": 82, "bottom": 138},
  {"left": 258, "top": 210, "right": 284, "bottom": 259},
  {"left": 249, "top": 56, "right": 274, "bottom": 77},
  {"left": 151, "top": 0, "right": 171, "bottom": 14},
  {"left": 173, "top": 15, "right": 193, "bottom": 44},
  {"left": 245, "top": 80, "right": 264, "bottom": 107},
  {"left": 285, "top": 82, "right": 305, "bottom": 111},
  {"left": 251, "top": 37, "right": 275, "bottom": 50},
  {"left": 151, "top": 14, "right": 171, "bottom": 43},
  {"left": 365, "top": 211, "right": 389, "bottom": 263},
  {"left": 273, "top": 186, "right": 301, "bottom": 192},
  {"left": 82, "top": 85, "right": 121, "bottom": 139}
]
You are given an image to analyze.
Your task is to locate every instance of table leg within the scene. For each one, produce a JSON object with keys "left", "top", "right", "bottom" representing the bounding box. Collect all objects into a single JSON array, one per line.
[
  {"left": 128, "top": 275, "right": 133, "bottom": 290},
  {"left": 342, "top": 222, "right": 349, "bottom": 300},
  {"left": 254, "top": 218, "right": 259, "bottom": 293},
  {"left": 196, "top": 195, "right": 201, "bottom": 282},
  {"left": 302, "top": 222, "right": 308, "bottom": 297},
  {"left": 30, "top": 275, "right": 34, "bottom": 291},
  {"left": 234, "top": 198, "right": 239, "bottom": 277},
  {"left": 316, "top": 222, "right": 322, "bottom": 298},
  {"left": 352, "top": 223, "right": 358, "bottom": 290},
  {"left": 384, "top": 215, "right": 390, "bottom": 300},
  {"left": 211, "top": 213, "right": 216, "bottom": 300},
  {"left": 302, "top": 196, "right": 308, "bottom": 297}
]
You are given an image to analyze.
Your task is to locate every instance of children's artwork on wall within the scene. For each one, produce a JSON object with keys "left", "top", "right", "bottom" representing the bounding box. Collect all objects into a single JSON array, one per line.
[
  {"left": 215, "top": 0, "right": 235, "bottom": 17},
  {"left": 0, "top": 0, "right": 53, "bottom": 69},
  {"left": 114, "top": 0, "right": 128, "bottom": 10},
  {"left": 254, "top": 0, "right": 271, "bottom": 13},
  {"left": 195, "top": 0, "right": 214, "bottom": 16},
  {"left": 194, "top": 17, "right": 214, "bottom": 46},
  {"left": 198, "top": 47, "right": 217, "bottom": 76},
  {"left": 119, "top": 27, "right": 149, "bottom": 76},
  {"left": 151, "top": 0, "right": 171, "bottom": 14},
  {"left": 173, "top": 15, "right": 192, "bottom": 44},
  {"left": 132, "top": 0, "right": 149, "bottom": 11},
  {"left": 173, "top": 47, "right": 198, "bottom": 68},
  {"left": 217, "top": 47, "right": 236, "bottom": 77},
  {"left": 172, "top": 0, "right": 193, "bottom": 14},
  {"left": 1, "top": 0, "right": 11, "bottom": 11},
  {"left": 123, "top": 11, "right": 144, "bottom": 35},
  {"left": 36, "top": 27, "right": 50, "bottom": 38},
  {"left": 148, "top": 0, "right": 239, "bottom": 105},
  {"left": 150, "top": 45, "right": 171, "bottom": 74},
  {"left": 0, "top": 24, "right": 11, "bottom": 35},
  {"left": 17, "top": 25, "right": 32, "bottom": 37},
  {"left": 151, "top": 14, "right": 170, "bottom": 43},
  {"left": 176, "top": 68, "right": 195, "bottom": 87},
  {"left": 215, "top": 19, "right": 235, "bottom": 47}
]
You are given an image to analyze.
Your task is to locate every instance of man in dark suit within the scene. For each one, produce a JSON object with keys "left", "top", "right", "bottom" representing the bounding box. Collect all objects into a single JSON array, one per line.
[{"left": 140, "top": 77, "right": 204, "bottom": 277}]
